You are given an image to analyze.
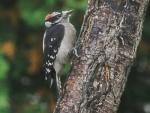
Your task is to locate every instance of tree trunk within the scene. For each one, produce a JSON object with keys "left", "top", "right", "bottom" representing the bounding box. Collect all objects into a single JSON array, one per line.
[{"left": 54, "top": 0, "right": 149, "bottom": 113}]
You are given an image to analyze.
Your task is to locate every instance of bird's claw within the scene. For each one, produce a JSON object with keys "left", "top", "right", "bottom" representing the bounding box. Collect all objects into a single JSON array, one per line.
[{"left": 72, "top": 48, "right": 80, "bottom": 58}]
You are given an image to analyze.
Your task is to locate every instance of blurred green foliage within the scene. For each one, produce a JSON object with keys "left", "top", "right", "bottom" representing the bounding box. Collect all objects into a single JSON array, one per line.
[
  {"left": 0, "top": 84, "right": 9, "bottom": 113},
  {"left": 18, "top": 0, "right": 86, "bottom": 28},
  {"left": 0, "top": 51, "right": 9, "bottom": 79},
  {"left": 0, "top": 0, "right": 150, "bottom": 113},
  {"left": 0, "top": 52, "right": 10, "bottom": 113}
]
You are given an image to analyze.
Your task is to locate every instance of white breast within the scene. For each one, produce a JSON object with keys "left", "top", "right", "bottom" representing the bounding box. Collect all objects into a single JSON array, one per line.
[{"left": 55, "top": 23, "right": 76, "bottom": 64}]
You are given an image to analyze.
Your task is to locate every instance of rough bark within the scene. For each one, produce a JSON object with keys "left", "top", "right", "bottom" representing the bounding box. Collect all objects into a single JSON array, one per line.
[{"left": 54, "top": 0, "right": 149, "bottom": 113}]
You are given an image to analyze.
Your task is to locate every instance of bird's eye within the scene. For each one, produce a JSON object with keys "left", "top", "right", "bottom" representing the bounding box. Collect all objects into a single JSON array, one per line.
[
  {"left": 56, "top": 14, "right": 61, "bottom": 18},
  {"left": 51, "top": 14, "right": 62, "bottom": 23}
]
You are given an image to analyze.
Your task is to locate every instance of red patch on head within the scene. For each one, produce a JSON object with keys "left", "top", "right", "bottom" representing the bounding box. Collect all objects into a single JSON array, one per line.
[{"left": 45, "top": 14, "right": 52, "bottom": 21}]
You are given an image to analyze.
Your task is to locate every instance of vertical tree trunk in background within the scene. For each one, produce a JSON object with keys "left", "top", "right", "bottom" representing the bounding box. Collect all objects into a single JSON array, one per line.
[{"left": 54, "top": 0, "right": 149, "bottom": 113}]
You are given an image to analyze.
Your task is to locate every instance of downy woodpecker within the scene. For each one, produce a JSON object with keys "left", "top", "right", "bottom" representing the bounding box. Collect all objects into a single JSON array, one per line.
[{"left": 43, "top": 10, "right": 76, "bottom": 95}]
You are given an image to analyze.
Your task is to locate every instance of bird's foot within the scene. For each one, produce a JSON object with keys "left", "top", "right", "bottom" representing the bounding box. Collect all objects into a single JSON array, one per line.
[{"left": 69, "top": 47, "right": 80, "bottom": 58}]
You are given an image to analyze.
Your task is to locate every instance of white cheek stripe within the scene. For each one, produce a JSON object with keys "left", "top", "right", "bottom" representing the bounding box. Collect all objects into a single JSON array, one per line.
[
  {"left": 54, "top": 17, "right": 63, "bottom": 24},
  {"left": 45, "top": 21, "right": 52, "bottom": 28}
]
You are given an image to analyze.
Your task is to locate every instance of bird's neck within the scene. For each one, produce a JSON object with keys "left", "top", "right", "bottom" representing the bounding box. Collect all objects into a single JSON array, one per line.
[{"left": 61, "top": 17, "right": 70, "bottom": 23}]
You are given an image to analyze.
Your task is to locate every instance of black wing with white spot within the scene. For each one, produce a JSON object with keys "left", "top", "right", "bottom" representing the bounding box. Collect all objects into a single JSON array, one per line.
[{"left": 43, "top": 24, "right": 65, "bottom": 85}]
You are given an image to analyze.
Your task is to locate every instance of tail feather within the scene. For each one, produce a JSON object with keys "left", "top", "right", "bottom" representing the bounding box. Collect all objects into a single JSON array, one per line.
[{"left": 43, "top": 65, "right": 56, "bottom": 88}]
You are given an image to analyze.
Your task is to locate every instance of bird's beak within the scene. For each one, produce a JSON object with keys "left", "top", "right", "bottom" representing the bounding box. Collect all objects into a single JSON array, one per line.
[
  {"left": 63, "top": 10, "right": 73, "bottom": 16},
  {"left": 66, "top": 10, "right": 73, "bottom": 15}
]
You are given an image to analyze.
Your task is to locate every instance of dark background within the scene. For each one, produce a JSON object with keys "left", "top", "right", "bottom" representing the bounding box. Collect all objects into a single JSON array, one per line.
[{"left": 0, "top": 0, "right": 150, "bottom": 113}]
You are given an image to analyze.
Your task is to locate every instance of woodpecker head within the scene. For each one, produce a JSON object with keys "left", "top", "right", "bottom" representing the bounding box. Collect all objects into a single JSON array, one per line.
[{"left": 45, "top": 10, "right": 73, "bottom": 28}]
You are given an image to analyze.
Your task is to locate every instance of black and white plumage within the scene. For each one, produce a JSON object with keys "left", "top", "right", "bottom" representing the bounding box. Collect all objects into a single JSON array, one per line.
[{"left": 43, "top": 10, "right": 76, "bottom": 95}]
